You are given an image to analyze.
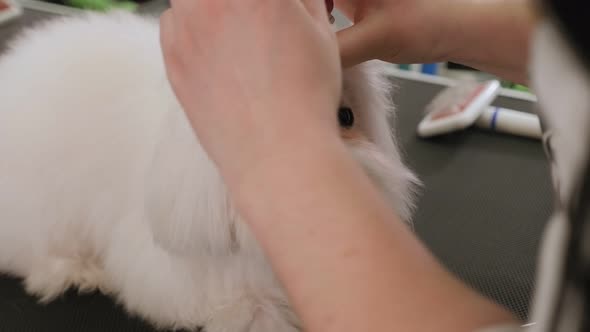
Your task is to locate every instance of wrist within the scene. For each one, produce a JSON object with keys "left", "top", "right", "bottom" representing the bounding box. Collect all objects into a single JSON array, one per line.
[
  {"left": 418, "top": 0, "right": 462, "bottom": 63},
  {"left": 224, "top": 128, "right": 345, "bottom": 201},
  {"left": 439, "top": 0, "right": 486, "bottom": 64},
  {"left": 443, "top": 0, "right": 534, "bottom": 83}
]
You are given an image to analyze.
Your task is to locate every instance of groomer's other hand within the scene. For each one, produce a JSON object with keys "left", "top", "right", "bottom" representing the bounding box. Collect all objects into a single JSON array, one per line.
[
  {"left": 160, "top": 0, "right": 342, "bottom": 185},
  {"left": 335, "top": 0, "right": 534, "bottom": 83},
  {"left": 335, "top": 0, "right": 451, "bottom": 67}
]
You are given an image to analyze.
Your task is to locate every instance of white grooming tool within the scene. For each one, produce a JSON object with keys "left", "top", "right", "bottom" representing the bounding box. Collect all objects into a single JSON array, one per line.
[
  {"left": 476, "top": 106, "right": 542, "bottom": 140},
  {"left": 418, "top": 80, "right": 542, "bottom": 140}
]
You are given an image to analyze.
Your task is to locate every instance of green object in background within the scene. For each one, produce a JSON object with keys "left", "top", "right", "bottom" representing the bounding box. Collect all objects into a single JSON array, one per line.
[
  {"left": 66, "top": 0, "right": 138, "bottom": 11},
  {"left": 512, "top": 84, "right": 530, "bottom": 92},
  {"left": 501, "top": 80, "right": 531, "bottom": 93}
]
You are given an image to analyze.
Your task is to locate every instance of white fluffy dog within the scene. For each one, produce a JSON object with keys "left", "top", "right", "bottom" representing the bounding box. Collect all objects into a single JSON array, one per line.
[{"left": 0, "top": 12, "right": 418, "bottom": 332}]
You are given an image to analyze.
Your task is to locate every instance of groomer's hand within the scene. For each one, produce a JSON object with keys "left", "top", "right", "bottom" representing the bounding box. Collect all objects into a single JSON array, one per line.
[
  {"left": 160, "top": 0, "right": 342, "bottom": 185},
  {"left": 335, "top": 0, "right": 451, "bottom": 67},
  {"left": 335, "top": 0, "right": 533, "bottom": 83}
]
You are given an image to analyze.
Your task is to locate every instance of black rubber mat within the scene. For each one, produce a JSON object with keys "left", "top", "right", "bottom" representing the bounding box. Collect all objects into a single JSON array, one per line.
[
  {"left": 0, "top": 8, "right": 553, "bottom": 331},
  {"left": 392, "top": 79, "right": 552, "bottom": 321}
]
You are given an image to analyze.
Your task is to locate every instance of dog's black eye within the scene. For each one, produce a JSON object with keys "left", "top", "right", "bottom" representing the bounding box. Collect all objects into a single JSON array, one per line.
[{"left": 338, "top": 107, "right": 354, "bottom": 128}]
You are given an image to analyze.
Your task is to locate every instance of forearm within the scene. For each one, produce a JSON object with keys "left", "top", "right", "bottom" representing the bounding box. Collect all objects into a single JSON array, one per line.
[
  {"left": 230, "top": 135, "right": 518, "bottom": 332},
  {"left": 445, "top": 0, "right": 535, "bottom": 83}
]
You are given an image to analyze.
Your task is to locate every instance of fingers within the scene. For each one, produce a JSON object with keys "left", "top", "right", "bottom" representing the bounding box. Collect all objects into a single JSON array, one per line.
[
  {"left": 337, "top": 17, "right": 383, "bottom": 67},
  {"left": 299, "top": 0, "right": 327, "bottom": 20},
  {"left": 299, "top": 0, "right": 333, "bottom": 23}
]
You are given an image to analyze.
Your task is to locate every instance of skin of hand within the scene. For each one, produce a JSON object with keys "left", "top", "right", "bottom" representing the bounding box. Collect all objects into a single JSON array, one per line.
[
  {"left": 336, "top": 0, "right": 535, "bottom": 83},
  {"left": 161, "top": 1, "right": 519, "bottom": 331},
  {"left": 160, "top": 0, "right": 342, "bottom": 187}
]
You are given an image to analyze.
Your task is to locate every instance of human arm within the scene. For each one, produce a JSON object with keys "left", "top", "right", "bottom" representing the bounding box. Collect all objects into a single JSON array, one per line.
[
  {"left": 232, "top": 137, "right": 519, "bottom": 332},
  {"left": 159, "top": 0, "right": 519, "bottom": 331},
  {"left": 336, "top": 0, "right": 535, "bottom": 83}
]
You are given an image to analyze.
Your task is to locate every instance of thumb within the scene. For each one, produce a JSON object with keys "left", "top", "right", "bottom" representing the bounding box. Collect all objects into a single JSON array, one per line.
[{"left": 337, "top": 17, "right": 383, "bottom": 67}]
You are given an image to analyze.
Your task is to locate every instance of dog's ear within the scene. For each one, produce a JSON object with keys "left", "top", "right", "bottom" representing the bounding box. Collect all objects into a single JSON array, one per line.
[
  {"left": 364, "top": 60, "right": 398, "bottom": 117},
  {"left": 343, "top": 62, "right": 421, "bottom": 225},
  {"left": 343, "top": 61, "right": 398, "bottom": 154}
]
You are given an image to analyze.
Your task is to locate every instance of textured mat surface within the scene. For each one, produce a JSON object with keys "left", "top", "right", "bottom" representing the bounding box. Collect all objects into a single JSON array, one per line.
[
  {"left": 392, "top": 79, "right": 552, "bottom": 320},
  {"left": 0, "top": 8, "right": 553, "bottom": 331}
]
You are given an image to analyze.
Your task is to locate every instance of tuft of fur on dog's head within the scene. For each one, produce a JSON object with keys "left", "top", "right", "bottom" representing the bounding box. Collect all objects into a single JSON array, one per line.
[
  {"left": 146, "top": 61, "right": 420, "bottom": 257},
  {"left": 340, "top": 62, "right": 420, "bottom": 221}
]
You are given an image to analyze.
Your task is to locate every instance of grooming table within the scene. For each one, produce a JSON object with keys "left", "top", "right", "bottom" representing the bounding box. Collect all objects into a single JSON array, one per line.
[{"left": 0, "top": 6, "right": 552, "bottom": 331}]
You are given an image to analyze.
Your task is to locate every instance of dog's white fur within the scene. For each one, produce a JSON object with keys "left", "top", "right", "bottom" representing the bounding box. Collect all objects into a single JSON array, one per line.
[{"left": 0, "top": 12, "right": 418, "bottom": 331}]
